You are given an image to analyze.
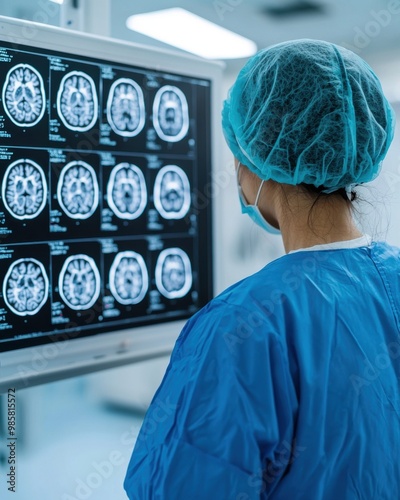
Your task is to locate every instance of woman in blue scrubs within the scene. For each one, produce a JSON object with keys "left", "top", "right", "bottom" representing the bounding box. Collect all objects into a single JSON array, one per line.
[{"left": 124, "top": 40, "right": 400, "bottom": 499}]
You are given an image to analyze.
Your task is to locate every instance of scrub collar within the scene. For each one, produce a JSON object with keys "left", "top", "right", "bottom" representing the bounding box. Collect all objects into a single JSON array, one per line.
[{"left": 288, "top": 234, "right": 373, "bottom": 254}]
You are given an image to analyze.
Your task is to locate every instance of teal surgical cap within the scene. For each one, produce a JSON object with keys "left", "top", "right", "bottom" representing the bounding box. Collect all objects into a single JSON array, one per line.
[{"left": 222, "top": 39, "right": 396, "bottom": 191}]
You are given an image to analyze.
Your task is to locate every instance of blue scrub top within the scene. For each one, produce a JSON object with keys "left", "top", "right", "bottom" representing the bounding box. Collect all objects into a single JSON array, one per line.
[{"left": 124, "top": 242, "right": 400, "bottom": 499}]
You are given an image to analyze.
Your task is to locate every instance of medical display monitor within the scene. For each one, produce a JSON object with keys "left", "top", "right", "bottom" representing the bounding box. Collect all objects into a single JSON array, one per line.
[{"left": 0, "top": 17, "right": 220, "bottom": 388}]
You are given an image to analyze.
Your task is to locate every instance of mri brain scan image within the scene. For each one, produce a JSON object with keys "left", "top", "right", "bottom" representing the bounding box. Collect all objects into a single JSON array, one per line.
[
  {"left": 3, "top": 258, "right": 49, "bottom": 316},
  {"left": 107, "top": 163, "right": 147, "bottom": 220},
  {"left": 107, "top": 78, "right": 145, "bottom": 137},
  {"left": 153, "top": 165, "right": 191, "bottom": 219},
  {"left": 2, "top": 159, "right": 48, "bottom": 220},
  {"left": 57, "top": 161, "right": 99, "bottom": 219},
  {"left": 155, "top": 248, "right": 192, "bottom": 299},
  {"left": 59, "top": 254, "right": 101, "bottom": 310},
  {"left": 109, "top": 251, "right": 148, "bottom": 305},
  {"left": 57, "top": 71, "right": 98, "bottom": 131},
  {"left": 152, "top": 85, "right": 189, "bottom": 142},
  {"left": 2, "top": 63, "right": 46, "bottom": 127}
]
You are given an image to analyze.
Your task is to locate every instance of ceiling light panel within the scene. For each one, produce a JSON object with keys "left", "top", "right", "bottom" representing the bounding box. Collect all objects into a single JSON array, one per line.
[{"left": 126, "top": 8, "right": 257, "bottom": 59}]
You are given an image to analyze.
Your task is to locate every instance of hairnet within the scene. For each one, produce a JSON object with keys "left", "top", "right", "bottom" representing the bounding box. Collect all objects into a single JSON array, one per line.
[{"left": 222, "top": 39, "right": 396, "bottom": 190}]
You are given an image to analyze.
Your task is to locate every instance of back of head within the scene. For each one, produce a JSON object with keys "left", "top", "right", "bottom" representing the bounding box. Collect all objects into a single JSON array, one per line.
[{"left": 222, "top": 39, "right": 396, "bottom": 191}]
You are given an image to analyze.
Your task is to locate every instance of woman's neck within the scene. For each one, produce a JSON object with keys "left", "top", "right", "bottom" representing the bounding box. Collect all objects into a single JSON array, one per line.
[
  {"left": 261, "top": 182, "right": 363, "bottom": 254},
  {"left": 279, "top": 197, "right": 362, "bottom": 253}
]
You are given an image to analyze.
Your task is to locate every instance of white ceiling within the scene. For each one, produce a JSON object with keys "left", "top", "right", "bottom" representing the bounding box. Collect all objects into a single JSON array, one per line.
[
  {"left": 0, "top": 0, "right": 399, "bottom": 72},
  {"left": 110, "top": 0, "right": 400, "bottom": 70}
]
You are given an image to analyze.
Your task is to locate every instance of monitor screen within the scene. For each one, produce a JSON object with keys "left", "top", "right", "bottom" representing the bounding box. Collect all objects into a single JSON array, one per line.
[{"left": 0, "top": 17, "right": 217, "bottom": 371}]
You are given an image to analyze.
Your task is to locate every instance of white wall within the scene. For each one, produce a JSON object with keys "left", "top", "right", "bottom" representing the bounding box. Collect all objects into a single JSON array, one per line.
[{"left": 358, "top": 51, "right": 400, "bottom": 246}]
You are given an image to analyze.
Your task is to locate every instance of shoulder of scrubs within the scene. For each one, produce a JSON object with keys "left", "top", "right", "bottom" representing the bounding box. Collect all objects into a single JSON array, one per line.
[
  {"left": 370, "top": 241, "right": 400, "bottom": 331},
  {"left": 124, "top": 295, "right": 298, "bottom": 500}
]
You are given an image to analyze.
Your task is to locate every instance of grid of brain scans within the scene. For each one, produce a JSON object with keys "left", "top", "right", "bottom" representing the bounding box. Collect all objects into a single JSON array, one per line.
[{"left": 0, "top": 41, "right": 212, "bottom": 350}]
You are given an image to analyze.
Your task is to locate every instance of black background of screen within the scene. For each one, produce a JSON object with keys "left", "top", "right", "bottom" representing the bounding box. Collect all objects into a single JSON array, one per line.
[{"left": 0, "top": 40, "right": 213, "bottom": 352}]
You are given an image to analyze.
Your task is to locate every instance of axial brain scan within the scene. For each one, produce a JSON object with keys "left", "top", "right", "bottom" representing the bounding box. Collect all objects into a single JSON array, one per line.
[
  {"left": 2, "top": 63, "right": 46, "bottom": 127},
  {"left": 152, "top": 85, "right": 189, "bottom": 142},
  {"left": 107, "top": 163, "right": 147, "bottom": 220},
  {"left": 109, "top": 251, "right": 149, "bottom": 305},
  {"left": 155, "top": 248, "right": 192, "bottom": 299},
  {"left": 3, "top": 258, "right": 49, "bottom": 316},
  {"left": 2, "top": 159, "right": 48, "bottom": 220},
  {"left": 57, "top": 70, "right": 98, "bottom": 131},
  {"left": 57, "top": 161, "right": 99, "bottom": 219},
  {"left": 107, "top": 78, "right": 145, "bottom": 137},
  {"left": 153, "top": 165, "right": 191, "bottom": 219},
  {"left": 59, "top": 254, "right": 101, "bottom": 310}
]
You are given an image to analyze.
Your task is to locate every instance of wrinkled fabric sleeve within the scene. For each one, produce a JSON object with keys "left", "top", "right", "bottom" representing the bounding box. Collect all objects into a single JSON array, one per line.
[{"left": 124, "top": 300, "right": 297, "bottom": 499}]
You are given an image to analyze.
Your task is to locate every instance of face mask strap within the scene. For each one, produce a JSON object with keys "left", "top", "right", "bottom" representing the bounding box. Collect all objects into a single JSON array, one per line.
[
  {"left": 254, "top": 180, "right": 265, "bottom": 207},
  {"left": 237, "top": 162, "right": 265, "bottom": 208},
  {"left": 236, "top": 161, "right": 242, "bottom": 181}
]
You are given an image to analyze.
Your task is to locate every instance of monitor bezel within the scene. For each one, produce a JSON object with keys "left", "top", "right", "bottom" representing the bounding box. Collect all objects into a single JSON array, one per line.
[{"left": 0, "top": 15, "right": 224, "bottom": 392}]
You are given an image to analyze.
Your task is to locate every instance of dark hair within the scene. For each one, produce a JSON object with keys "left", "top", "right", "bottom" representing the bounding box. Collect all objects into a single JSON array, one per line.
[
  {"left": 296, "top": 183, "right": 358, "bottom": 233},
  {"left": 300, "top": 183, "right": 357, "bottom": 202}
]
